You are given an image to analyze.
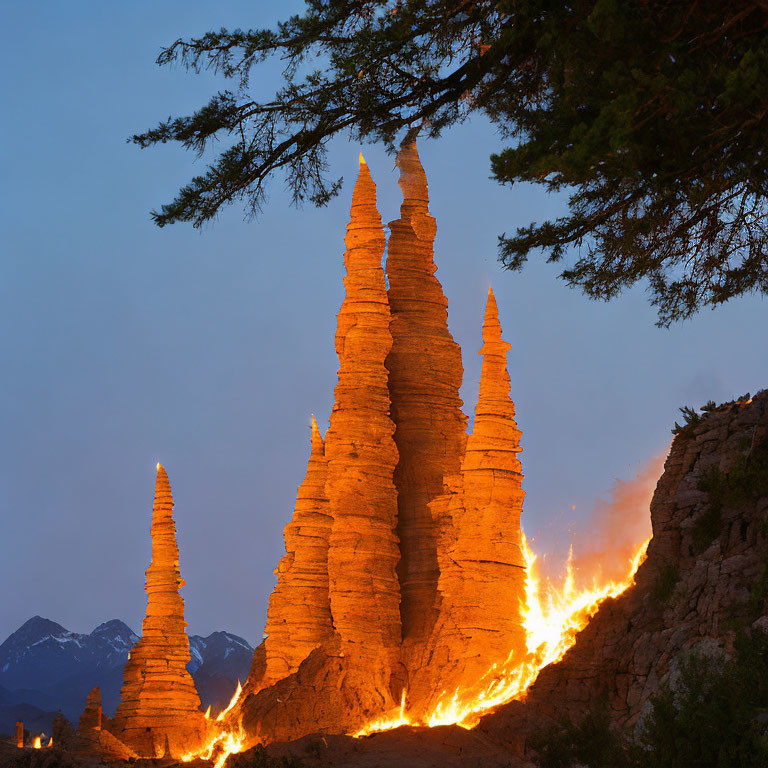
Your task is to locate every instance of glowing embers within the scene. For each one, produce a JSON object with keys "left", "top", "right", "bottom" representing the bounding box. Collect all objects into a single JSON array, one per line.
[{"left": 354, "top": 532, "right": 649, "bottom": 735}]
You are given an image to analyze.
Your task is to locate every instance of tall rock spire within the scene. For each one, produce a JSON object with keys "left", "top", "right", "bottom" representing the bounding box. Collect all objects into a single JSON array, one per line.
[
  {"left": 385, "top": 140, "right": 467, "bottom": 647},
  {"left": 250, "top": 416, "right": 334, "bottom": 692},
  {"left": 414, "top": 287, "right": 527, "bottom": 711},
  {"left": 324, "top": 155, "right": 402, "bottom": 657},
  {"left": 110, "top": 464, "right": 208, "bottom": 758}
]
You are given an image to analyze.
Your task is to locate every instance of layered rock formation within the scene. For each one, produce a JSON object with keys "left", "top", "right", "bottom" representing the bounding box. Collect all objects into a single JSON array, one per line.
[
  {"left": 234, "top": 144, "right": 528, "bottom": 742},
  {"left": 234, "top": 156, "right": 407, "bottom": 742},
  {"left": 385, "top": 141, "right": 467, "bottom": 650},
  {"left": 77, "top": 687, "right": 102, "bottom": 732},
  {"left": 324, "top": 155, "right": 402, "bottom": 663},
  {"left": 413, "top": 288, "right": 526, "bottom": 709},
  {"left": 76, "top": 685, "right": 139, "bottom": 761},
  {"left": 479, "top": 391, "right": 768, "bottom": 756},
  {"left": 109, "top": 464, "right": 209, "bottom": 758},
  {"left": 247, "top": 416, "right": 334, "bottom": 694}
]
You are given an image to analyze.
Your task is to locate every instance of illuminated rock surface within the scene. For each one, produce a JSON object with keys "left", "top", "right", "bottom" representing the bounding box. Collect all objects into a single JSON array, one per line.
[
  {"left": 479, "top": 391, "right": 768, "bottom": 757},
  {"left": 235, "top": 148, "right": 528, "bottom": 742},
  {"left": 77, "top": 687, "right": 102, "bottom": 732},
  {"left": 109, "top": 464, "right": 209, "bottom": 758},
  {"left": 235, "top": 157, "right": 405, "bottom": 743},
  {"left": 324, "top": 155, "right": 402, "bottom": 661},
  {"left": 246, "top": 416, "right": 334, "bottom": 695},
  {"left": 413, "top": 287, "right": 526, "bottom": 710},
  {"left": 385, "top": 141, "right": 467, "bottom": 652}
]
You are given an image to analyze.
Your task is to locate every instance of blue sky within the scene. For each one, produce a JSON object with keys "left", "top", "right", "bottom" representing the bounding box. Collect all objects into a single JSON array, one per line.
[{"left": 1, "top": 2, "right": 765, "bottom": 644}]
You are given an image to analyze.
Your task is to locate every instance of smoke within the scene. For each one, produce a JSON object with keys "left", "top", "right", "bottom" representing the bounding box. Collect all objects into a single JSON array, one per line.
[{"left": 542, "top": 449, "right": 669, "bottom": 589}]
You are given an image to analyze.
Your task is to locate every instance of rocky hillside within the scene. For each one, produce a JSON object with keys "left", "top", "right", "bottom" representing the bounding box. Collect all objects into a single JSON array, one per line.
[
  {"left": 479, "top": 389, "right": 768, "bottom": 755},
  {"left": 0, "top": 618, "right": 253, "bottom": 734}
]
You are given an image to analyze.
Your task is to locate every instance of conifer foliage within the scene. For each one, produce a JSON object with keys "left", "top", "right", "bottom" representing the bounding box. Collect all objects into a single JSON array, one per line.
[{"left": 133, "top": 1, "right": 768, "bottom": 325}]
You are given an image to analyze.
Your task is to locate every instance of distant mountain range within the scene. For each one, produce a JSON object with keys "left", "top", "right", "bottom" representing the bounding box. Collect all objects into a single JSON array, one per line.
[{"left": 0, "top": 616, "right": 253, "bottom": 736}]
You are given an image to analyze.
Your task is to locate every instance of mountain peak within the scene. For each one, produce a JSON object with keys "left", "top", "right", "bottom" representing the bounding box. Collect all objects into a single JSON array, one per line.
[
  {"left": 0, "top": 616, "right": 68, "bottom": 651},
  {"left": 91, "top": 619, "right": 136, "bottom": 639}
]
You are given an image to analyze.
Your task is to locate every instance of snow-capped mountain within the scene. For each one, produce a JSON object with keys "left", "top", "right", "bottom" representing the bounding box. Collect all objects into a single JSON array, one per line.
[{"left": 0, "top": 617, "right": 253, "bottom": 735}]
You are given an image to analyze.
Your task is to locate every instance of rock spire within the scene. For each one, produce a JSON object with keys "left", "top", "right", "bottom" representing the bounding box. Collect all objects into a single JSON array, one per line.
[
  {"left": 385, "top": 140, "right": 467, "bottom": 647},
  {"left": 110, "top": 464, "right": 209, "bottom": 758},
  {"left": 414, "top": 287, "right": 527, "bottom": 709},
  {"left": 77, "top": 686, "right": 102, "bottom": 732},
  {"left": 235, "top": 153, "right": 529, "bottom": 741},
  {"left": 248, "top": 416, "right": 334, "bottom": 694},
  {"left": 324, "top": 156, "right": 402, "bottom": 658}
]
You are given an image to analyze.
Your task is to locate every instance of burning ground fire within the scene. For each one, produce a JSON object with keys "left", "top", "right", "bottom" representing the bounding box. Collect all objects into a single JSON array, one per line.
[
  {"left": 355, "top": 530, "right": 650, "bottom": 735},
  {"left": 181, "top": 683, "right": 246, "bottom": 768},
  {"left": 179, "top": 531, "right": 649, "bottom": 765}
]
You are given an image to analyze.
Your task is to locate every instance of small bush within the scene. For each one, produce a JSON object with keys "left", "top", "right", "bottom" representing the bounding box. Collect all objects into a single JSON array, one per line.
[
  {"left": 697, "top": 437, "right": 768, "bottom": 509},
  {"left": 671, "top": 406, "right": 702, "bottom": 436},
  {"left": 530, "top": 630, "right": 768, "bottom": 768},
  {"left": 635, "top": 630, "right": 768, "bottom": 767},
  {"left": 691, "top": 505, "right": 723, "bottom": 552},
  {"left": 651, "top": 564, "right": 680, "bottom": 604},
  {"left": 529, "top": 705, "right": 629, "bottom": 768}
]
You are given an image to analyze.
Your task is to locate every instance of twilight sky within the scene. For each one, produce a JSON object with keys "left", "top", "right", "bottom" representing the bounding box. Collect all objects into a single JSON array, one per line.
[{"left": 1, "top": 2, "right": 766, "bottom": 645}]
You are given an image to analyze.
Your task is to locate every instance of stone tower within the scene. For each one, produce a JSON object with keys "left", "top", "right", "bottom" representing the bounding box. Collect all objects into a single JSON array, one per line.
[{"left": 110, "top": 464, "right": 209, "bottom": 757}]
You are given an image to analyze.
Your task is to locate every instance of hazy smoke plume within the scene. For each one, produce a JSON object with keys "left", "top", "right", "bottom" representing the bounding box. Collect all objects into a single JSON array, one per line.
[{"left": 542, "top": 449, "right": 668, "bottom": 589}]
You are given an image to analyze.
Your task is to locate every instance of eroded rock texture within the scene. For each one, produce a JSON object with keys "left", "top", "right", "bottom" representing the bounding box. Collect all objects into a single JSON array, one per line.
[
  {"left": 479, "top": 391, "right": 768, "bottom": 757},
  {"left": 246, "top": 416, "right": 334, "bottom": 696},
  {"left": 385, "top": 141, "right": 467, "bottom": 650},
  {"left": 110, "top": 464, "right": 209, "bottom": 758},
  {"left": 77, "top": 687, "right": 102, "bottom": 732},
  {"left": 234, "top": 157, "right": 405, "bottom": 744},
  {"left": 236, "top": 149, "right": 529, "bottom": 742},
  {"left": 412, "top": 287, "right": 526, "bottom": 710},
  {"left": 324, "top": 156, "right": 402, "bottom": 661}
]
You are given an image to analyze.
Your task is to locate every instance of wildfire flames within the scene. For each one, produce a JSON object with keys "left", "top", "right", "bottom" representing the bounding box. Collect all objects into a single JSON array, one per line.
[
  {"left": 355, "top": 530, "right": 650, "bottom": 736},
  {"left": 183, "top": 529, "right": 649, "bottom": 761},
  {"left": 182, "top": 681, "right": 245, "bottom": 768}
]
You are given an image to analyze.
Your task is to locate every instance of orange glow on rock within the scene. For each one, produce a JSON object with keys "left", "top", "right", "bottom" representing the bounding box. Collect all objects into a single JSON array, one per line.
[{"left": 354, "top": 532, "right": 649, "bottom": 734}]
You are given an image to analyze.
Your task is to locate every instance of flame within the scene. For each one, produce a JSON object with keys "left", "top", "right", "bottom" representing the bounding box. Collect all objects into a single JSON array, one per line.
[
  {"left": 47, "top": 737, "right": 53, "bottom": 748},
  {"left": 354, "top": 531, "right": 649, "bottom": 735},
  {"left": 216, "top": 680, "right": 242, "bottom": 722},
  {"left": 353, "top": 690, "right": 409, "bottom": 737},
  {"left": 180, "top": 682, "right": 248, "bottom": 768},
  {"left": 182, "top": 728, "right": 246, "bottom": 768},
  {"left": 359, "top": 152, "right": 367, "bottom": 165},
  {"left": 32, "top": 736, "right": 41, "bottom": 749}
]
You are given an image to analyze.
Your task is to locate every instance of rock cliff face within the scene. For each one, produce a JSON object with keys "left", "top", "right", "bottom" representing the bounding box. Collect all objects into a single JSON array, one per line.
[
  {"left": 234, "top": 144, "right": 528, "bottom": 743},
  {"left": 109, "top": 464, "right": 209, "bottom": 758},
  {"left": 479, "top": 391, "right": 768, "bottom": 753}
]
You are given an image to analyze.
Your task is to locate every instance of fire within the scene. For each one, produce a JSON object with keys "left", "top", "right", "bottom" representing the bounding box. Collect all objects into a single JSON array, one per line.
[
  {"left": 47, "top": 737, "right": 53, "bottom": 748},
  {"left": 32, "top": 736, "right": 41, "bottom": 749},
  {"left": 180, "top": 683, "right": 247, "bottom": 768},
  {"left": 355, "top": 531, "right": 649, "bottom": 735},
  {"left": 353, "top": 690, "right": 409, "bottom": 737},
  {"left": 182, "top": 728, "right": 246, "bottom": 768},
  {"left": 216, "top": 680, "right": 242, "bottom": 722}
]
